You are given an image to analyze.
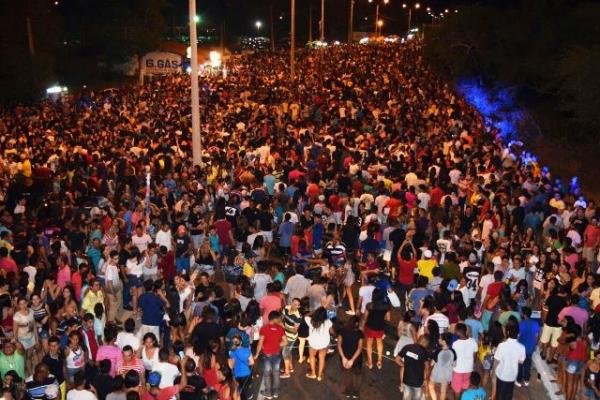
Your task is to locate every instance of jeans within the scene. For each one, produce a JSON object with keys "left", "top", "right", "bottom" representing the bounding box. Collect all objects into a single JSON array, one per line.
[
  {"left": 236, "top": 375, "right": 253, "bottom": 400},
  {"left": 402, "top": 384, "right": 424, "bottom": 400},
  {"left": 343, "top": 365, "right": 362, "bottom": 396},
  {"left": 262, "top": 354, "right": 282, "bottom": 397},
  {"left": 517, "top": 353, "right": 533, "bottom": 382},
  {"left": 496, "top": 378, "right": 515, "bottom": 400}
]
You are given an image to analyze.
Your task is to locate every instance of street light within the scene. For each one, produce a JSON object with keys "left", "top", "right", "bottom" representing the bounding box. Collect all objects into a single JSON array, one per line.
[
  {"left": 370, "top": 0, "right": 388, "bottom": 36},
  {"left": 188, "top": 0, "right": 201, "bottom": 166},
  {"left": 404, "top": 3, "right": 421, "bottom": 32},
  {"left": 255, "top": 20, "right": 262, "bottom": 36}
]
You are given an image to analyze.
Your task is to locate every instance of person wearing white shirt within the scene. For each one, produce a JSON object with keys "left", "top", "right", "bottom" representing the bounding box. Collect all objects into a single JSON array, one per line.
[
  {"left": 155, "top": 224, "right": 172, "bottom": 251},
  {"left": 494, "top": 320, "right": 526, "bottom": 400},
  {"left": 451, "top": 323, "right": 478, "bottom": 397},
  {"left": 132, "top": 226, "right": 152, "bottom": 252},
  {"left": 152, "top": 349, "right": 181, "bottom": 388},
  {"left": 67, "top": 371, "right": 97, "bottom": 400},
  {"left": 116, "top": 318, "right": 141, "bottom": 351}
]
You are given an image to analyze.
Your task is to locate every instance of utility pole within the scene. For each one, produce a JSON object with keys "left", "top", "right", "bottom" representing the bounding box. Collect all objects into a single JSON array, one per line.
[
  {"left": 220, "top": 21, "right": 225, "bottom": 54},
  {"left": 320, "top": 0, "right": 325, "bottom": 41},
  {"left": 407, "top": 7, "right": 412, "bottom": 32},
  {"left": 26, "top": 0, "right": 35, "bottom": 56},
  {"left": 290, "top": 0, "right": 295, "bottom": 80},
  {"left": 189, "top": 0, "right": 202, "bottom": 166},
  {"left": 375, "top": 3, "right": 379, "bottom": 35},
  {"left": 308, "top": 2, "right": 313, "bottom": 42},
  {"left": 270, "top": 4, "right": 275, "bottom": 51},
  {"left": 348, "top": 0, "right": 354, "bottom": 42}
]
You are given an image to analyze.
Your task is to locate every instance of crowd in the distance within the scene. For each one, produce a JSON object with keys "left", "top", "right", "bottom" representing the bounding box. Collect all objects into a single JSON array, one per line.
[{"left": 0, "top": 41, "right": 598, "bottom": 400}]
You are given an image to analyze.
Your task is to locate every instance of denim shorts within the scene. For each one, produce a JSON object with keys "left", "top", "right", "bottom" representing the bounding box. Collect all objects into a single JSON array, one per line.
[
  {"left": 128, "top": 274, "right": 143, "bottom": 288},
  {"left": 566, "top": 360, "right": 584, "bottom": 374}
]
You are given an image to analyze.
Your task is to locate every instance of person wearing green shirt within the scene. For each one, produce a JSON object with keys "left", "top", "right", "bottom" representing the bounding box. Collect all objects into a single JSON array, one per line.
[
  {"left": 0, "top": 340, "right": 25, "bottom": 380},
  {"left": 441, "top": 252, "right": 461, "bottom": 281}
]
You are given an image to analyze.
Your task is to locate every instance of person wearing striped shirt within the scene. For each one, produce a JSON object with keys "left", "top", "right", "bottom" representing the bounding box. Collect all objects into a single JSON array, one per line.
[
  {"left": 25, "top": 363, "right": 60, "bottom": 400},
  {"left": 282, "top": 299, "right": 302, "bottom": 378},
  {"left": 116, "top": 346, "right": 146, "bottom": 385}
]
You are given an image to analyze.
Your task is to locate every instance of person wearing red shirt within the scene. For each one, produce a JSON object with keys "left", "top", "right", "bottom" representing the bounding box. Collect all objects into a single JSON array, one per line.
[
  {"left": 140, "top": 360, "right": 188, "bottom": 400},
  {"left": 157, "top": 246, "right": 176, "bottom": 282},
  {"left": 429, "top": 184, "right": 444, "bottom": 208},
  {"left": 254, "top": 311, "right": 287, "bottom": 399},
  {"left": 214, "top": 216, "right": 233, "bottom": 248},
  {"left": 0, "top": 248, "right": 17, "bottom": 274},
  {"left": 397, "top": 240, "right": 417, "bottom": 308}
]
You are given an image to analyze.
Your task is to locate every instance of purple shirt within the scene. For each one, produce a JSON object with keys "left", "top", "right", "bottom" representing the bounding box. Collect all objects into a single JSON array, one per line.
[{"left": 558, "top": 305, "right": 589, "bottom": 329}]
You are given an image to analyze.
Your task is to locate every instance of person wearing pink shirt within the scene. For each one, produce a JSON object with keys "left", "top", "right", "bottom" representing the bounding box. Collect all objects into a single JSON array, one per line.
[
  {"left": 96, "top": 326, "right": 123, "bottom": 377},
  {"left": 260, "top": 282, "right": 284, "bottom": 324},
  {"left": 56, "top": 255, "right": 72, "bottom": 290}
]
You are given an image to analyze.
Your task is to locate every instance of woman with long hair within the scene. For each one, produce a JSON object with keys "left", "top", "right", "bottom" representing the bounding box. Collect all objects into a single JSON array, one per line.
[
  {"left": 297, "top": 296, "right": 311, "bottom": 364},
  {"left": 337, "top": 315, "right": 364, "bottom": 398},
  {"left": 306, "top": 307, "right": 334, "bottom": 381},
  {"left": 362, "top": 288, "right": 390, "bottom": 370}
]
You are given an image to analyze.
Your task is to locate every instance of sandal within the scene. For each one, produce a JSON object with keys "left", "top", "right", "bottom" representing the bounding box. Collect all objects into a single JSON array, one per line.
[{"left": 306, "top": 373, "right": 317, "bottom": 379}]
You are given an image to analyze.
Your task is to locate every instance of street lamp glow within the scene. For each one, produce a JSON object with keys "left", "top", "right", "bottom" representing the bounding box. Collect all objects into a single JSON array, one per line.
[
  {"left": 426, "top": 7, "right": 431, "bottom": 11},
  {"left": 255, "top": 21, "right": 262, "bottom": 29},
  {"left": 415, "top": 3, "right": 421, "bottom": 9},
  {"left": 454, "top": 9, "right": 458, "bottom": 13},
  {"left": 402, "top": 3, "right": 407, "bottom": 8},
  {"left": 383, "top": 0, "right": 389, "bottom": 4},
  {"left": 445, "top": 9, "right": 449, "bottom": 13},
  {"left": 209, "top": 51, "right": 222, "bottom": 68},
  {"left": 377, "top": 19, "right": 383, "bottom": 27},
  {"left": 194, "top": 15, "right": 200, "bottom": 23}
]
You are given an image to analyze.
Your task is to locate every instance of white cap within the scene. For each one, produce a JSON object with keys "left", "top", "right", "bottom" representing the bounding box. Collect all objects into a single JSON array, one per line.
[{"left": 423, "top": 249, "right": 432, "bottom": 259}]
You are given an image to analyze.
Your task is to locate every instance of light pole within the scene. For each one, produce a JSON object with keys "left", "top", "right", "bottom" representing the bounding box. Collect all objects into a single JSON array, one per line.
[
  {"left": 377, "top": 19, "right": 383, "bottom": 36},
  {"left": 320, "top": 0, "right": 325, "bottom": 41},
  {"left": 369, "top": 0, "right": 388, "bottom": 36},
  {"left": 188, "top": 0, "right": 201, "bottom": 166},
  {"left": 290, "top": 0, "right": 296, "bottom": 80},
  {"left": 255, "top": 20, "right": 262, "bottom": 36},
  {"left": 403, "top": 2, "right": 420, "bottom": 32},
  {"left": 348, "top": 0, "right": 354, "bottom": 42}
]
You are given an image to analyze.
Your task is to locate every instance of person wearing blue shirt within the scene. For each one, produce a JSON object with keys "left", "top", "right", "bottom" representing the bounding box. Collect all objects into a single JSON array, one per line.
[
  {"left": 138, "top": 280, "right": 166, "bottom": 339},
  {"left": 278, "top": 213, "right": 294, "bottom": 255},
  {"left": 465, "top": 308, "right": 484, "bottom": 343},
  {"left": 460, "top": 371, "right": 486, "bottom": 400},
  {"left": 228, "top": 334, "right": 254, "bottom": 400},
  {"left": 516, "top": 306, "right": 541, "bottom": 386}
]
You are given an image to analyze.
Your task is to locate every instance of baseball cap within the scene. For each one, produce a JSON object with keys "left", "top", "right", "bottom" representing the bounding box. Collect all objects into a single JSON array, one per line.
[
  {"left": 148, "top": 372, "right": 162, "bottom": 387},
  {"left": 423, "top": 249, "right": 432, "bottom": 259},
  {"left": 447, "top": 279, "right": 458, "bottom": 292}
]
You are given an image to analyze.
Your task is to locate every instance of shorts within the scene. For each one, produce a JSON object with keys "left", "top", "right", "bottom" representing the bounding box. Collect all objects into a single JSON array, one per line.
[
  {"left": 451, "top": 371, "right": 471, "bottom": 393},
  {"left": 18, "top": 335, "right": 36, "bottom": 350},
  {"left": 566, "top": 360, "right": 584, "bottom": 374},
  {"left": 481, "top": 309, "right": 493, "bottom": 332},
  {"left": 175, "top": 257, "right": 190, "bottom": 273},
  {"left": 364, "top": 326, "right": 385, "bottom": 339},
  {"left": 260, "top": 231, "right": 273, "bottom": 243},
  {"left": 540, "top": 324, "right": 562, "bottom": 347},
  {"left": 198, "top": 264, "right": 215, "bottom": 275},
  {"left": 127, "top": 274, "right": 143, "bottom": 288},
  {"left": 38, "top": 327, "right": 49, "bottom": 340},
  {"left": 66, "top": 367, "right": 84, "bottom": 383},
  {"left": 383, "top": 249, "right": 392, "bottom": 262},
  {"left": 585, "top": 386, "right": 600, "bottom": 400}
]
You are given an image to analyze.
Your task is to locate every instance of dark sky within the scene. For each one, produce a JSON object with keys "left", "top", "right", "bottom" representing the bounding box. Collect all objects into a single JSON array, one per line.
[{"left": 166, "top": 0, "right": 466, "bottom": 40}]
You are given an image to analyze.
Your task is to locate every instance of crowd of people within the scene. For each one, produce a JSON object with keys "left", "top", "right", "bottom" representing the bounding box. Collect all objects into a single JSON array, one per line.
[{"left": 0, "top": 40, "right": 598, "bottom": 400}]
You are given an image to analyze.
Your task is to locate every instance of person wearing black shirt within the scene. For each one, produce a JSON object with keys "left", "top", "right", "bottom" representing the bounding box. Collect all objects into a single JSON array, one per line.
[
  {"left": 191, "top": 307, "right": 224, "bottom": 354},
  {"left": 541, "top": 285, "right": 568, "bottom": 363},
  {"left": 337, "top": 316, "right": 364, "bottom": 399},
  {"left": 42, "top": 337, "right": 65, "bottom": 387},
  {"left": 396, "top": 336, "right": 431, "bottom": 398},
  {"left": 91, "top": 359, "right": 113, "bottom": 400}
]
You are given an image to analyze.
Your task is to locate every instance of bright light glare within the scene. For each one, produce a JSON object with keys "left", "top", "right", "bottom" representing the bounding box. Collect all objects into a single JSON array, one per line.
[
  {"left": 255, "top": 21, "right": 262, "bottom": 28},
  {"left": 209, "top": 51, "right": 222, "bottom": 68},
  {"left": 359, "top": 37, "right": 369, "bottom": 44},
  {"left": 194, "top": 15, "right": 200, "bottom": 23},
  {"left": 415, "top": 3, "right": 421, "bottom": 9},
  {"left": 333, "top": 40, "right": 341, "bottom": 45},
  {"left": 46, "top": 85, "right": 67, "bottom": 94},
  {"left": 377, "top": 20, "right": 383, "bottom": 27},
  {"left": 402, "top": 3, "right": 407, "bottom": 8}
]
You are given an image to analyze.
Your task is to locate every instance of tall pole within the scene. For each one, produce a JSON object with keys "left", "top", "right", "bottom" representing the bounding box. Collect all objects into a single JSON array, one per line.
[
  {"left": 407, "top": 7, "right": 412, "bottom": 32},
  {"left": 308, "top": 2, "right": 313, "bottom": 42},
  {"left": 270, "top": 4, "right": 275, "bottom": 51},
  {"left": 320, "top": 0, "right": 325, "bottom": 41},
  {"left": 374, "top": 3, "right": 379, "bottom": 35},
  {"left": 189, "top": 0, "right": 202, "bottom": 166},
  {"left": 290, "top": 0, "right": 295, "bottom": 80},
  {"left": 348, "top": 0, "right": 354, "bottom": 42}
]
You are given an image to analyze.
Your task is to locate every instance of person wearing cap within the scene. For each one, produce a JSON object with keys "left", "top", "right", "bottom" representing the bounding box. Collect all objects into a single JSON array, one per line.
[
  {"left": 143, "top": 356, "right": 189, "bottom": 400},
  {"left": 417, "top": 249, "right": 437, "bottom": 281}
]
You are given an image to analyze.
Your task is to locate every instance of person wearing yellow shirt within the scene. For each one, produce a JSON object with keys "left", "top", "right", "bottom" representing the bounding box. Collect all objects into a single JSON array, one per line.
[
  {"left": 82, "top": 280, "right": 105, "bottom": 315},
  {"left": 243, "top": 252, "right": 257, "bottom": 279},
  {"left": 417, "top": 249, "right": 438, "bottom": 280}
]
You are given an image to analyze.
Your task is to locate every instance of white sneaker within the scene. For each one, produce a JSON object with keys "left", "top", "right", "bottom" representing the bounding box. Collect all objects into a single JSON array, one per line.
[
  {"left": 345, "top": 310, "right": 356, "bottom": 316},
  {"left": 524, "top": 381, "right": 530, "bottom": 387},
  {"left": 515, "top": 381, "right": 522, "bottom": 387}
]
